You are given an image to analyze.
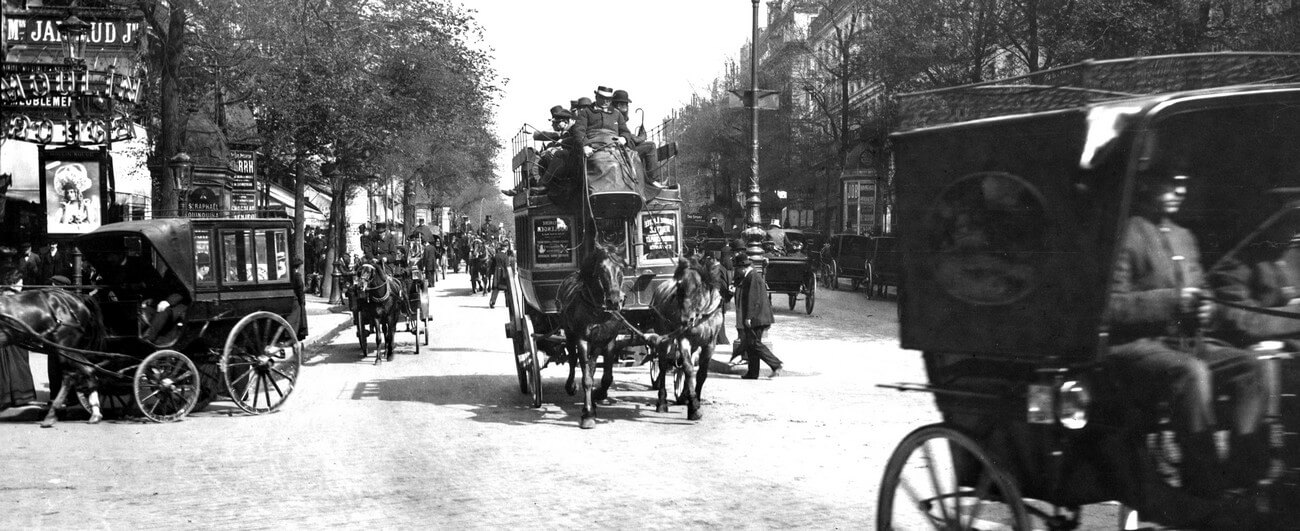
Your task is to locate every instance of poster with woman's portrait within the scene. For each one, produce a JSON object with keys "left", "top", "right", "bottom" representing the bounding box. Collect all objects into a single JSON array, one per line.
[{"left": 44, "top": 160, "right": 102, "bottom": 235}]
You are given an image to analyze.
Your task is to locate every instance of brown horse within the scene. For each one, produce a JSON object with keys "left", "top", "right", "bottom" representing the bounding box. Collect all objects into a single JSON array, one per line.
[
  {"left": 649, "top": 257, "right": 723, "bottom": 421},
  {"left": 355, "top": 263, "right": 405, "bottom": 364},
  {"left": 555, "top": 243, "right": 626, "bottom": 429},
  {"left": 0, "top": 289, "right": 106, "bottom": 427}
]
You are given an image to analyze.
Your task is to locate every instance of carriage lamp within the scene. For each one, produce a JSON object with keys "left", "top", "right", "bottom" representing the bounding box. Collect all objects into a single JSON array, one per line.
[
  {"left": 57, "top": 14, "right": 92, "bottom": 64},
  {"left": 1026, "top": 380, "right": 1092, "bottom": 429}
]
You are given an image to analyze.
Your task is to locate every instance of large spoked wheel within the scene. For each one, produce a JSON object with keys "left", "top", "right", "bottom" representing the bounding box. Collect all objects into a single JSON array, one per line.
[
  {"left": 522, "top": 317, "right": 542, "bottom": 408},
  {"left": 505, "top": 264, "right": 532, "bottom": 395},
  {"left": 221, "top": 311, "right": 303, "bottom": 415},
  {"left": 829, "top": 260, "right": 840, "bottom": 291},
  {"left": 133, "top": 349, "right": 201, "bottom": 423},
  {"left": 877, "top": 424, "right": 1030, "bottom": 531},
  {"left": 805, "top": 273, "right": 816, "bottom": 315},
  {"left": 419, "top": 286, "right": 431, "bottom": 346},
  {"left": 865, "top": 261, "right": 876, "bottom": 300},
  {"left": 411, "top": 305, "right": 422, "bottom": 355}
]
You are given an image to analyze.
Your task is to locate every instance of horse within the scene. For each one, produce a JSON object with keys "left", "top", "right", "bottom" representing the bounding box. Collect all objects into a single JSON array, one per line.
[
  {"left": 0, "top": 289, "right": 106, "bottom": 427},
  {"left": 468, "top": 239, "right": 490, "bottom": 295},
  {"left": 648, "top": 257, "right": 724, "bottom": 421},
  {"left": 354, "top": 263, "right": 406, "bottom": 364},
  {"left": 555, "top": 243, "right": 627, "bottom": 429}
]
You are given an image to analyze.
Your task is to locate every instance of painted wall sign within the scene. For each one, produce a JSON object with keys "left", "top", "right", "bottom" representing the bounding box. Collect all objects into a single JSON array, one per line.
[{"left": 4, "top": 16, "right": 143, "bottom": 49}]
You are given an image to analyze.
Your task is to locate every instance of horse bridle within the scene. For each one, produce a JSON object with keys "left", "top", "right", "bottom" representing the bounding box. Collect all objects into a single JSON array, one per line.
[{"left": 357, "top": 265, "right": 393, "bottom": 303}]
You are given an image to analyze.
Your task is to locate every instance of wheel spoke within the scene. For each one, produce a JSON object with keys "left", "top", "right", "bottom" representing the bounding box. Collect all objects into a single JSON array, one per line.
[
  {"left": 263, "top": 374, "right": 274, "bottom": 408},
  {"left": 965, "top": 467, "right": 994, "bottom": 529},
  {"left": 898, "top": 475, "right": 944, "bottom": 531},
  {"left": 270, "top": 367, "right": 296, "bottom": 387},
  {"left": 920, "top": 440, "right": 953, "bottom": 524}
]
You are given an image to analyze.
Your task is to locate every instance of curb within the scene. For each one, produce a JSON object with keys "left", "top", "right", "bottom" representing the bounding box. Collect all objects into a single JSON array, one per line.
[{"left": 302, "top": 311, "right": 354, "bottom": 364}]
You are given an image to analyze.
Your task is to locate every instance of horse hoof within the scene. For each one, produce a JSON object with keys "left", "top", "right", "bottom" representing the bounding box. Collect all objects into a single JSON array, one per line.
[
  {"left": 579, "top": 416, "right": 596, "bottom": 430},
  {"left": 655, "top": 404, "right": 669, "bottom": 413},
  {"left": 88, "top": 413, "right": 102, "bottom": 424},
  {"left": 565, "top": 385, "right": 576, "bottom": 396},
  {"left": 39, "top": 421, "right": 54, "bottom": 428},
  {"left": 688, "top": 410, "right": 703, "bottom": 421}
]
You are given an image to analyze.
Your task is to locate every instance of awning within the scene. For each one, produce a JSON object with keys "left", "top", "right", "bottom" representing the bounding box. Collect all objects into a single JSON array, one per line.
[{"left": 266, "top": 182, "right": 326, "bottom": 224}]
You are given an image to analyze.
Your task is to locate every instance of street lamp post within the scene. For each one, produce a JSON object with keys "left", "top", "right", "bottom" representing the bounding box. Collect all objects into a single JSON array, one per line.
[
  {"left": 743, "top": 0, "right": 766, "bottom": 265},
  {"left": 56, "top": 15, "right": 91, "bottom": 65},
  {"left": 168, "top": 152, "right": 194, "bottom": 217}
]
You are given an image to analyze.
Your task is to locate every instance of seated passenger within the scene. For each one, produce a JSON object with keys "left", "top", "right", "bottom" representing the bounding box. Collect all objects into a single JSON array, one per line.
[
  {"left": 504, "top": 106, "right": 576, "bottom": 197},
  {"left": 611, "top": 89, "right": 665, "bottom": 188},
  {"left": 1105, "top": 171, "right": 1269, "bottom": 495},
  {"left": 142, "top": 291, "right": 187, "bottom": 344},
  {"left": 570, "top": 86, "right": 633, "bottom": 156}
]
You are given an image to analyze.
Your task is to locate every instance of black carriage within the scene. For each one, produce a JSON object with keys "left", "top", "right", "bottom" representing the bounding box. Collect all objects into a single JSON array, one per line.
[
  {"left": 764, "top": 229, "right": 816, "bottom": 315},
  {"left": 68, "top": 218, "right": 306, "bottom": 420},
  {"left": 343, "top": 252, "right": 430, "bottom": 360},
  {"left": 502, "top": 127, "right": 684, "bottom": 408},
  {"left": 876, "top": 53, "right": 1300, "bottom": 529}
]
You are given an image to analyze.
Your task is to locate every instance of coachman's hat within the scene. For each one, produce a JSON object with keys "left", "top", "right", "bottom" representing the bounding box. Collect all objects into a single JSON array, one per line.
[
  {"left": 550, "top": 105, "right": 572, "bottom": 120},
  {"left": 594, "top": 86, "right": 615, "bottom": 99},
  {"left": 577, "top": 97, "right": 593, "bottom": 107},
  {"left": 612, "top": 89, "right": 631, "bottom": 103}
]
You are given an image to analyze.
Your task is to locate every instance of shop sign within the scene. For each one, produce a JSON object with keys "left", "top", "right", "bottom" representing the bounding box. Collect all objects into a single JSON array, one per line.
[
  {"left": 1, "top": 62, "right": 143, "bottom": 106},
  {"left": 5, "top": 16, "right": 143, "bottom": 49},
  {"left": 4, "top": 114, "right": 135, "bottom": 145}
]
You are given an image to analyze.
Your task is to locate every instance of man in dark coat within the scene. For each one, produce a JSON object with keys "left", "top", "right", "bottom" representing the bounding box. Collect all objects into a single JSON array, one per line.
[
  {"left": 569, "top": 86, "right": 634, "bottom": 155},
  {"left": 611, "top": 89, "right": 664, "bottom": 188},
  {"left": 487, "top": 240, "right": 513, "bottom": 309},
  {"left": 764, "top": 219, "right": 788, "bottom": 255},
  {"left": 1105, "top": 172, "right": 1268, "bottom": 495},
  {"left": 733, "top": 252, "right": 782, "bottom": 378}
]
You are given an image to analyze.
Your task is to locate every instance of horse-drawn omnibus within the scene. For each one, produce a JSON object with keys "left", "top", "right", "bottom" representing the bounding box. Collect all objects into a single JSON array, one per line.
[
  {"left": 877, "top": 53, "right": 1300, "bottom": 530},
  {"left": 0, "top": 218, "right": 307, "bottom": 425},
  {"left": 502, "top": 124, "right": 699, "bottom": 427}
]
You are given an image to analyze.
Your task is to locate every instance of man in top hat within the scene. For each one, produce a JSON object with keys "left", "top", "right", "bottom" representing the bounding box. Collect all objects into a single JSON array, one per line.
[
  {"left": 765, "top": 219, "right": 788, "bottom": 255},
  {"left": 611, "top": 89, "right": 665, "bottom": 188},
  {"left": 569, "top": 86, "right": 634, "bottom": 156}
]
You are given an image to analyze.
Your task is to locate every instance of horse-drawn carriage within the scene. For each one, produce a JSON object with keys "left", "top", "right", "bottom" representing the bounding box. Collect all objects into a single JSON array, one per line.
[
  {"left": 764, "top": 228, "right": 816, "bottom": 315},
  {"left": 0, "top": 218, "right": 306, "bottom": 424},
  {"left": 876, "top": 53, "right": 1300, "bottom": 529},
  {"left": 342, "top": 243, "right": 430, "bottom": 363},
  {"left": 502, "top": 122, "right": 708, "bottom": 427}
]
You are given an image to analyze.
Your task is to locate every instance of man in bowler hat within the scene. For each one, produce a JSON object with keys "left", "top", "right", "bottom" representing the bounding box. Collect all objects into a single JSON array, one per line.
[{"left": 733, "top": 252, "right": 782, "bottom": 378}]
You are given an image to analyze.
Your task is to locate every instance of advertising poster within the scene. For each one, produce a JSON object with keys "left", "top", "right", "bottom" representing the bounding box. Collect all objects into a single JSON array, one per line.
[
  {"left": 641, "top": 213, "right": 678, "bottom": 260},
  {"left": 43, "top": 158, "right": 102, "bottom": 235},
  {"left": 533, "top": 217, "right": 573, "bottom": 265}
]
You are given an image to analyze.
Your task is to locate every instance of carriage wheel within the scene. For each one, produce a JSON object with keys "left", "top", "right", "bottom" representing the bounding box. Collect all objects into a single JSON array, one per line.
[
  {"left": 805, "top": 275, "right": 817, "bottom": 315},
  {"left": 420, "top": 287, "right": 431, "bottom": 346},
  {"left": 522, "top": 317, "right": 543, "bottom": 408},
  {"left": 671, "top": 342, "right": 687, "bottom": 402},
  {"left": 412, "top": 305, "right": 422, "bottom": 356},
  {"left": 865, "top": 262, "right": 876, "bottom": 300},
  {"left": 355, "top": 311, "right": 368, "bottom": 358},
  {"left": 830, "top": 260, "right": 840, "bottom": 291},
  {"left": 222, "top": 311, "right": 302, "bottom": 415},
  {"left": 133, "top": 349, "right": 201, "bottom": 423},
  {"left": 877, "top": 424, "right": 1030, "bottom": 531}
]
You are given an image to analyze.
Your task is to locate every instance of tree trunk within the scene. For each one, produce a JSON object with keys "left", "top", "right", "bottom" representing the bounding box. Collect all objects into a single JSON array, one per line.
[
  {"left": 324, "top": 174, "right": 348, "bottom": 304},
  {"left": 153, "top": 2, "right": 187, "bottom": 217},
  {"left": 293, "top": 156, "right": 307, "bottom": 293}
]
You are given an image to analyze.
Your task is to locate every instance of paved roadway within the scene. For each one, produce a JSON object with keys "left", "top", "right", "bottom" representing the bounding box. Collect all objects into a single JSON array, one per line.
[{"left": 0, "top": 273, "right": 1121, "bottom": 529}]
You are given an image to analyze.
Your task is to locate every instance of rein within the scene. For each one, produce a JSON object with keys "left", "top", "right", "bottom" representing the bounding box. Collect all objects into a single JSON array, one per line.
[
  {"left": 1209, "top": 296, "right": 1300, "bottom": 319},
  {"left": 358, "top": 268, "right": 393, "bottom": 303}
]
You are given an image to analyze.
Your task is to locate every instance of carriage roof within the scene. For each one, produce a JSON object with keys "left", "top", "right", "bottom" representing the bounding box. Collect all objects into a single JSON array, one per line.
[
  {"left": 79, "top": 218, "right": 293, "bottom": 296},
  {"left": 891, "top": 54, "right": 1300, "bottom": 361}
]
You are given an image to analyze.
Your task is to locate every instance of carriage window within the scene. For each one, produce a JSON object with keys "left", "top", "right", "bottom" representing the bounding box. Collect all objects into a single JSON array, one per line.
[
  {"left": 533, "top": 217, "right": 575, "bottom": 267},
  {"left": 194, "top": 230, "right": 215, "bottom": 285},
  {"left": 640, "top": 212, "right": 679, "bottom": 261},
  {"left": 222, "top": 230, "right": 254, "bottom": 283},
  {"left": 250, "top": 229, "right": 289, "bottom": 283}
]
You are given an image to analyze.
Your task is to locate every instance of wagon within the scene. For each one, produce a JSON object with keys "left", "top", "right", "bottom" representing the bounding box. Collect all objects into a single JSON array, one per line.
[
  {"left": 764, "top": 229, "right": 816, "bottom": 315},
  {"left": 11, "top": 218, "right": 307, "bottom": 422},
  {"left": 876, "top": 53, "right": 1300, "bottom": 529},
  {"left": 821, "top": 233, "right": 871, "bottom": 291},
  {"left": 344, "top": 255, "right": 430, "bottom": 359},
  {"left": 502, "top": 127, "right": 683, "bottom": 407}
]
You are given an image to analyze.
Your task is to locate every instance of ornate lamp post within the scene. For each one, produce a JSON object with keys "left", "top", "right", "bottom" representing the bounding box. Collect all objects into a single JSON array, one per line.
[
  {"left": 168, "top": 152, "right": 194, "bottom": 217},
  {"left": 57, "top": 15, "right": 91, "bottom": 64},
  {"left": 742, "top": 0, "right": 767, "bottom": 265}
]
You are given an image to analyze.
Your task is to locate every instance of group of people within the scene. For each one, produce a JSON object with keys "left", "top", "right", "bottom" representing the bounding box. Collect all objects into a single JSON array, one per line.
[{"left": 503, "top": 85, "right": 664, "bottom": 198}]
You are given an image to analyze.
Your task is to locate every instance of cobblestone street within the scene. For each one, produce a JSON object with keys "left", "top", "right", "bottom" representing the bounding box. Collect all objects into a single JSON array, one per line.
[{"left": 1, "top": 272, "right": 945, "bottom": 529}]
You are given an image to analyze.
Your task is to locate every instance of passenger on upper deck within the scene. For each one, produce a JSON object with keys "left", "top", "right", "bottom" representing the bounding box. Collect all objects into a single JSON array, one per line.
[
  {"left": 503, "top": 105, "right": 576, "bottom": 197},
  {"left": 1104, "top": 171, "right": 1270, "bottom": 495},
  {"left": 569, "top": 86, "right": 634, "bottom": 157},
  {"left": 611, "top": 89, "right": 664, "bottom": 189}
]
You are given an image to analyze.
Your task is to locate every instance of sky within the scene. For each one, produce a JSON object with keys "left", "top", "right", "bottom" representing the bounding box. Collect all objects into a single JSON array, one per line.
[{"left": 460, "top": 0, "right": 768, "bottom": 189}]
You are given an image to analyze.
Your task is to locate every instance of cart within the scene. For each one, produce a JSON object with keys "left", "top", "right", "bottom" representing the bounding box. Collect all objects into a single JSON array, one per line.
[
  {"left": 822, "top": 233, "right": 872, "bottom": 291},
  {"left": 6, "top": 218, "right": 307, "bottom": 422},
  {"left": 876, "top": 53, "right": 1300, "bottom": 530},
  {"left": 348, "top": 261, "right": 429, "bottom": 359}
]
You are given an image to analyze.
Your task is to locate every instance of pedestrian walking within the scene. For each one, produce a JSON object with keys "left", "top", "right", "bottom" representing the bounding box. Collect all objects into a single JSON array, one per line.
[{"left": 733, "top": 253, "right": 782, "bottom": 379}]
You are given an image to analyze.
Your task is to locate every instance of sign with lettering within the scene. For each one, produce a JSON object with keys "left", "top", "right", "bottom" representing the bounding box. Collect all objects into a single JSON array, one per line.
[
  {"left": 640, "top": 212, "right": 678, "bottom": 260},
  {"left": 5, "top": 16, "right": 143, "bottom": 49},
  {"left": 229, "top": 150, "right": 257, "bottom": 212},
  {"left": 4, "top": 114, "right": 134, "bottom": 145},
  {"left": 533, "top": 216, "right": 573, "bottom": 266},
  {"left": 1, "top": 62, "right": 143, "bottom": 106}
]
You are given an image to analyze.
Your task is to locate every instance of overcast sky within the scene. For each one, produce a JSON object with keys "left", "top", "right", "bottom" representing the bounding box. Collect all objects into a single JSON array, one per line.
[{"left": 462, "top": 0, "right": 768, "bottom": 189}]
